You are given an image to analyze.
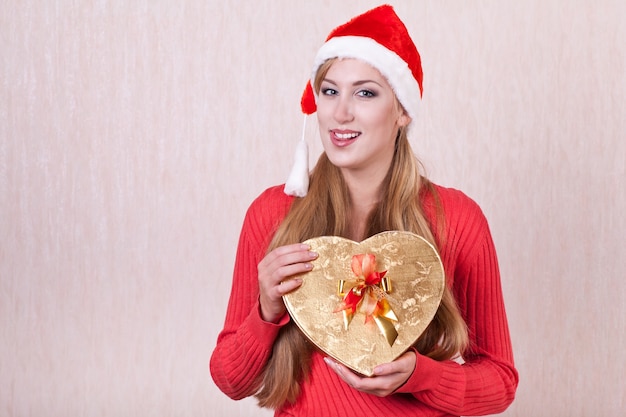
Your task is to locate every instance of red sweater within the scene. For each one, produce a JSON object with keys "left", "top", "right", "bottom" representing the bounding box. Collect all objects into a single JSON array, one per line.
[{"left": 210, "top": 184, "right": 518, "bottom": 416}]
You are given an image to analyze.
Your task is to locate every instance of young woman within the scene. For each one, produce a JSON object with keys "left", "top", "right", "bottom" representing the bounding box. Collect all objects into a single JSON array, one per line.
[{"left": 210, "top": 5, "right": 518, "bottom": 416}]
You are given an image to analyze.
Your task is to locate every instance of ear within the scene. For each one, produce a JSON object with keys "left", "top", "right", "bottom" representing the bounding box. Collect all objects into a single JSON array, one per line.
[{"left": 397, "top": 111, "right": 411, "bottom": 127}]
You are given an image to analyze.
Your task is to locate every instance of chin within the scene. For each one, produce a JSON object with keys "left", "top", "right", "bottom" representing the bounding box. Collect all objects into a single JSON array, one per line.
[{"left": 325, "top": 153, "right": 356, "bottom": 170}]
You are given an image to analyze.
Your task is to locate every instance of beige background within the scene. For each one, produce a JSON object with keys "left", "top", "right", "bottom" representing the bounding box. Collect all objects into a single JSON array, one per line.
[{"left": 1, "top": 1, "right": 624, "bottom": 416}]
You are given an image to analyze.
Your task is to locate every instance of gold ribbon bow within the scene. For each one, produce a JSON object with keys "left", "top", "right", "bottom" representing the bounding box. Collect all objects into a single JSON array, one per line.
[{"left": 334, "top": 253, "right": 399, "bottom": 346}]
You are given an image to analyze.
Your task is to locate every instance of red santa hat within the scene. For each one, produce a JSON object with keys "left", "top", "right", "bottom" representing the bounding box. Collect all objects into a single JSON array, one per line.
[{"left": 284, "top": 4, "right": 423, "bottom": 197}]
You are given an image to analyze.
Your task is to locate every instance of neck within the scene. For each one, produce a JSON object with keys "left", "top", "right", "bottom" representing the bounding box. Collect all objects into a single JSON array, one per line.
[
  {"left": 343, "top": 171, "right": 384, "bottom": 241},
  {"left": 342, "top": 168, "right": 385, "bottom": 203}
]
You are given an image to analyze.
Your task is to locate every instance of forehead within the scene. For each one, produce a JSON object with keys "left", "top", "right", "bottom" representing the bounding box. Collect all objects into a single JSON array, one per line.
[{"left": 325, "top": 58, "right": 390, "bottom": 86}]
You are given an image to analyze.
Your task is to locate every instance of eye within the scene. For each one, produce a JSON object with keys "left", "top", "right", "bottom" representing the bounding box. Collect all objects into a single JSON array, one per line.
[
  {"left": 321, "top": 87, "right": 338, "bottom": 96},
  {"left": 356, "top": 89, "right": 376, "bottom": 98}
]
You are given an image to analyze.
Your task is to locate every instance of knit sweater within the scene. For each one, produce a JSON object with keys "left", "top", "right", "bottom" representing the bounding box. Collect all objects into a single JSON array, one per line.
[{"left": 210, "top": 184, "right": 518, "bottom": 416}]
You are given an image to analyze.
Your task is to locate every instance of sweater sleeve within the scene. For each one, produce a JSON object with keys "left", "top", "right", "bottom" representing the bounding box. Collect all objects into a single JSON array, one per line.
[
  {"left": 397, "top": 190, "right": 518, "bottom": 415},
  {"left": 209, "top": 187, "right": 292, "bottom": 400}
]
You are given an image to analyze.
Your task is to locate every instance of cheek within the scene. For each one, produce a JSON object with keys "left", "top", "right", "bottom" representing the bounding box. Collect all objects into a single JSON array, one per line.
[
  {"left": 367, "top": 107, "right": 397, "bottom": 132},
  {"left": 364, "top": 98, "right": 397, "bottom": 120},
  {"left": 315, "top": 102, "right": 332, "bottom": 126}
]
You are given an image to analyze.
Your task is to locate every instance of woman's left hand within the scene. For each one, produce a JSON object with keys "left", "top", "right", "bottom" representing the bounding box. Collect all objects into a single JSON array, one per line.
[{"left": 324, "top": 350, "right": 416, "bottom": 397}]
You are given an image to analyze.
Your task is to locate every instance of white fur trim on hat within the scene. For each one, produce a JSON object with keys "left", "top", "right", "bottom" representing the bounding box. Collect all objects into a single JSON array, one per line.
[{"left": 311, "top": 36, "right": 421, "bottom": 124}]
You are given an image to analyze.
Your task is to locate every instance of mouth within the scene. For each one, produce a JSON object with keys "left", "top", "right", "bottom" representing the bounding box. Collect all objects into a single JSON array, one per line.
[{"left": 330, "top": 129, "right": 360, "bottom": 147}]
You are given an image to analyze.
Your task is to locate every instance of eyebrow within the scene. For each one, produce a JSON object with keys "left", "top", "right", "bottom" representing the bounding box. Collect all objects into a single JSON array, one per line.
[{"left": 322, "top": 78, "right": 384, "bottom": 88}]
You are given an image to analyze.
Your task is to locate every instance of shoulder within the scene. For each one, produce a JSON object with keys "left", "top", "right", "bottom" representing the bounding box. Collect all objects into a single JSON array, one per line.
[
  {"left": 432, "top": 184, "right": 485, "bottom": 221},
  {"left": 242, "top": 184, "right": 295, "bottom": 236},
  {"left": 429, "top": 183, "right": 495, "bottom": 268},
  {"left": 248, "top": 184, "right": 294, "bottom": 213}
]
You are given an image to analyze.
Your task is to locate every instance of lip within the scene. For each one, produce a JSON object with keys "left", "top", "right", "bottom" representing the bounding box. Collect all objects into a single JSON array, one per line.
[{"left": 329, "top": 129, "right": 361, "bottom": 147}]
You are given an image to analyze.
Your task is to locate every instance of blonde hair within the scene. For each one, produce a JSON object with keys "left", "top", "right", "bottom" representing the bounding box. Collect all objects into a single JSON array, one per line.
[{"left": 255, "top": 60, "right": 469, "bottom": 409}]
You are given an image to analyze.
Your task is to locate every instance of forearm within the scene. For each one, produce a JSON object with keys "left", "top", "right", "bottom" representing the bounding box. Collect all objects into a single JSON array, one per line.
[
  {"left": 210, "top": 301, "right": 288, "bottom": 399},
  {"left": 398, "top": 353, "right": 517, "bottom": 415}
]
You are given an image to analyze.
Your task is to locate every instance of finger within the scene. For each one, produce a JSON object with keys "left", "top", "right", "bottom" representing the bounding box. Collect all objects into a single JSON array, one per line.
[
  {"left": 324, "top": 358, "right": 363, "bottom": 387},
  {"left": 325, "top": 357, "right": 410, "bottom": 397},
  {"left": 263, "top": 243, "right": 313, "bottom": 265},
  {"left": 331, "top": 364, "right": 385, "bottom": 395},
  {"left": 275, "top": 261, "right": 314, "bottom": 282},
  {"left": 373, "top": 351, "right": 415, "bottom": 376},
  {"left": 372, "top": 362, "right": 399, "bottom": 376},
  {"left": 261, "top": 245, "right": 317, "bottom": 276},
  {"left": 275, "top": 248, "right": 318, "bottom": 272},
  {"left": 261, "top": 248, "right": 317, "bottom": 286},
  {"left": 277, "top": 276, "right": 304, "bottom": 295},
  {"left": 260, "top": 262, "right": 312, "bottom": 294}
]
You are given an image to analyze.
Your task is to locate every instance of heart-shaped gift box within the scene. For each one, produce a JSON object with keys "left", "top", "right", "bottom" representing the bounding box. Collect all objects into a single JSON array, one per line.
[{"left": 283, "top": 231, "right": 445, "bottom": 376}]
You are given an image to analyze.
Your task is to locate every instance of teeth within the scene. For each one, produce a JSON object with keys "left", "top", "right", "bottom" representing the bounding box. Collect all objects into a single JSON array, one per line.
[{"left": 335, "top": 132, "right": 359, "bottom": 139}]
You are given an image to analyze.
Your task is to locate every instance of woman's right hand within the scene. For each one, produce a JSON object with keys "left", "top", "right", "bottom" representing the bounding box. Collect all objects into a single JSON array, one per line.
[{"left": 257, "top": 243, "right": 318, "bottom": 323}]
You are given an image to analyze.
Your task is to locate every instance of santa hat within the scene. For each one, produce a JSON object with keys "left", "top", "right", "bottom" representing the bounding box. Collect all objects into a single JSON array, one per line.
[{"left": 284, "top": 4, "right": 423, "bottom": 197}]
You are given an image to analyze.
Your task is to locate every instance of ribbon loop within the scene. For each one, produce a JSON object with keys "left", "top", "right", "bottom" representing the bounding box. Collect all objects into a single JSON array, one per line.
[{"left": 334, "top": 253, "right": 399, "bottom": 346}]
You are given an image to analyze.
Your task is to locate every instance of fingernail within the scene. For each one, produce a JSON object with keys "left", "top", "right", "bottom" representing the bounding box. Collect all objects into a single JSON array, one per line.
[
  {"left": 324, "top": 357, "right": 339, "bottom": 371},
  {"left": 309, "top": 251, "right": 318, "bottom": 259},
  {"left": 300, "top": 244, "right": 310, "bottom": 250}
]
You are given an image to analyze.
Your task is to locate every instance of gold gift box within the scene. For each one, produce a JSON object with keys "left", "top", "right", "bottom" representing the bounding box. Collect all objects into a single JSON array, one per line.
[{"left": 283, "top": 231, "right": 445, "bottom": 376}]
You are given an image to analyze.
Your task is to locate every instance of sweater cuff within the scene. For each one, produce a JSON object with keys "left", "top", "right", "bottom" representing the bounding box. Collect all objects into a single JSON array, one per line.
[
  {"left": 396, "top": 352, "right": 444, "bottom": 394},
  {"left": 247, "top": 301, "right": 291, "bottom": 344}
]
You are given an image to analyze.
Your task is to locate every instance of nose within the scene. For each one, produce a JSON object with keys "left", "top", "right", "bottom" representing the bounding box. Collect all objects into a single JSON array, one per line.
[{"left": 333, "top": 95, "right": 354, "bottom": 124}]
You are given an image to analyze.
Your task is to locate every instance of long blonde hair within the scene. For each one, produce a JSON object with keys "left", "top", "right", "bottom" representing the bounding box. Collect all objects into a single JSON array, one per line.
[{"left": 255, "top": 60, "right": 469, "bottom": 409}]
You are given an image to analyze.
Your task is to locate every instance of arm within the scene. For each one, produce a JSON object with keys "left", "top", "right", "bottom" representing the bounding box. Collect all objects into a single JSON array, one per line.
[
  {"left": 209, "top": 188, "right": 295, "bottom": 399},
  {"left": 209, "top": 187, "right": 314, "bottom": 399},
  {"left": 398, "top": 211, "right": 518, "bottom": 415},
  {"left": 209, "top": 213, "right": 284, "bottom": 399}
]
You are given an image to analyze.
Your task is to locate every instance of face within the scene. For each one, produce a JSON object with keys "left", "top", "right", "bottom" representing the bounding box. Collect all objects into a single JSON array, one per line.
[{"left": 316, "top": 58, "right": 410, "bottom": 181}]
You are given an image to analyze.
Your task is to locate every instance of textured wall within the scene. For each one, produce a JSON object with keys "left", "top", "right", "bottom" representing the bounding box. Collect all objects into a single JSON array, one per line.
[{"left": 1, "top": 1, "right": 624, "bottom": 416}]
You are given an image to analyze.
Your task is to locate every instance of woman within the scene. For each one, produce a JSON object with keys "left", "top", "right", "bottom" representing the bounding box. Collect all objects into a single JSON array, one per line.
[{"left": 210, "top": 5, "right": 518, "bottom": 416}]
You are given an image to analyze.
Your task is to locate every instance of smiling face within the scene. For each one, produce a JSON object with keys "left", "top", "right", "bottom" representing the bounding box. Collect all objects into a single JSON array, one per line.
[{"left": 315, "top": 58, "right": 411, "bottom": 183}]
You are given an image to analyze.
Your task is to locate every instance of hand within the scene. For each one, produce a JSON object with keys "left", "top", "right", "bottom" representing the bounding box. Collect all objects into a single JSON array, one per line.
[
  {"left": 324, "top": 351, "right": 416, "bottom": 397},
  {"left": 257, "top": 243, "right": 317, "bottom": 323}
]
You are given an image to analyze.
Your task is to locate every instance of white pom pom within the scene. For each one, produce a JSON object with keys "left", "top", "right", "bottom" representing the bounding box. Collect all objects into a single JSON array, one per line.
[
  {"left": 284, "top": 139, "right": 309, "bottom": 197},
  {"left": 284, "top": 115, "right": 310, "bottom": 197}
]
